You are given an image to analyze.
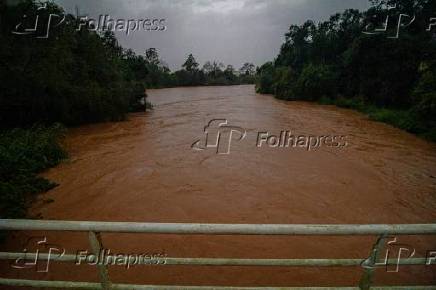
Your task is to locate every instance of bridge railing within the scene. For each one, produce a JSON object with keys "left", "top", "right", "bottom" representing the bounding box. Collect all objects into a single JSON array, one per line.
[{"left": 0, "top": 219, "right": 435, "bottom": 290}]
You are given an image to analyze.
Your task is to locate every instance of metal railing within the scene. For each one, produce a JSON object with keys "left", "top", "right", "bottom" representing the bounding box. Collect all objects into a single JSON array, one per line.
[{"left": 0, "top": 219, "right": 435, "bottom": 290}]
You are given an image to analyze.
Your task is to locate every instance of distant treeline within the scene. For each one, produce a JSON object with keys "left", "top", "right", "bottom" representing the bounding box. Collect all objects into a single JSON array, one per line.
[
  {"left": 129, "top": 49, "right": 256, "bottom": 89},
  {"left": 256, "top": 0, "right": 436, "bottom": 141},
  {"left": 158, "top": 53, "right": 256, "bottom": 88},
  {"left": 0, "top": 0, "right": 255, "bottom": 129}
]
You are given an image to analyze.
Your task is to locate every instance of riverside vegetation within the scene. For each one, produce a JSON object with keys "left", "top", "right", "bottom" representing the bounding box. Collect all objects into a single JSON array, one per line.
[
  {"left": 0, "top": 0, "right": 255, "bottom": 219},
  {"left": 2, "top": 0, "right": 435, "bottom": 220},
  {"left": 255, "top": 0, "right": 436, "bottom": 142}
]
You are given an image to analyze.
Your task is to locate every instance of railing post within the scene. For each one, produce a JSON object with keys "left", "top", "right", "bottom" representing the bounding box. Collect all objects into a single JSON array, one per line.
[
  {"left": 359, "top": 234, "right": 387, "bottom": 290},
  {"left": 88, "top": 231, "right": 111, "bottom": 290}
]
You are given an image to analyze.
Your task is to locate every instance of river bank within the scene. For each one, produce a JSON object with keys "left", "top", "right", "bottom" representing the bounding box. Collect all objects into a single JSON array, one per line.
[{"left": 1, "top": 85, "right": 435, "bottom": 287}]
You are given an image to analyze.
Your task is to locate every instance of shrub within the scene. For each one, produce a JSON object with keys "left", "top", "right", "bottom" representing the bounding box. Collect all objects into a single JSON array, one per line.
[
  {"left": 412, "top": 62, "right": 436, "bottom": 122},
  {"left": 273, "top": 66, "right": 298, "bottom": 100},
  {"left": 0, "top": 125, "right": 67, "bottom": 219},
  {"left": 294, "top": 64, "right": 338, "bottom": 101},
  {"left": 255, "top": 62, "right": 275, "bottom": 94},
  {"left": 368, "top": 109, "right": 419, "bottom": 133}
]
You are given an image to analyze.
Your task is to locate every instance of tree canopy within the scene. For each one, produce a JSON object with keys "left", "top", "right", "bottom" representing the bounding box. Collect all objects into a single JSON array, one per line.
[{"left": 255, "top": 0, "right": 436, "bottom": 140}]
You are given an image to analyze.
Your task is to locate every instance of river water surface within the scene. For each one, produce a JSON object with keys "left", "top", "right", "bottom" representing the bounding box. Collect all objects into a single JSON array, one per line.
[{"left": 2, "top": 85, "right": 436, "bottom": 287}]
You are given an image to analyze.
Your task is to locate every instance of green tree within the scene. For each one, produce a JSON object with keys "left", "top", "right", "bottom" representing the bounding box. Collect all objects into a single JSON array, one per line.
[
  {"left": 145, "top": 48, "right": 160, "bottom": 66},
  {"left": 255, "top": 0, "right": 436, "bottom": 141},
  {"left": 295, "top": 64, "right": 338, "bottom": 101},
  {"left": 255, "top": 62, "right": 275, "bottom": 94},
  {"left": 240, "top": 62, "right": 255, "bottom": 75},
  {"left": 182, "top": 53, "right": 199, "bottom": 72}
]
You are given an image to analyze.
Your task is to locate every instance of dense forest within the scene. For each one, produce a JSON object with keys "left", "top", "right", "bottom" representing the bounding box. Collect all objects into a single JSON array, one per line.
[
  {"left": 0, "top": 0, "right": 255, "bottom": 128},
  {"left": 256, "top": 0, "right": 436, "bottom": 141},
  {"left": 0, "top": 0, "right": 255, "bottom": 219},
  {"left": 1, "top": 1, "right": 145, "bottom": 128}
]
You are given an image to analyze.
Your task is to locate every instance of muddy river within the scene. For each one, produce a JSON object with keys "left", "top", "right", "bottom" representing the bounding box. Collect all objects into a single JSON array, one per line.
[{"left": 1, "top": 85, "right": 436, "bottom": 287}]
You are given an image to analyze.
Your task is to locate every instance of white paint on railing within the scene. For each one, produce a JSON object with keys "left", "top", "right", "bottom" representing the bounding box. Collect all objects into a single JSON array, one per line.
[
  {"left": 0, "top": 252, "right": 428, "bottom": 266},
  {"left": 1, "top": 278, "right": 436, "bottom": 290},
  {"left": 1, "top": 219, "right": 436, "bottom": 235},
  {"left": 0, "top": 219, "right": 435, "bottom": 289}
]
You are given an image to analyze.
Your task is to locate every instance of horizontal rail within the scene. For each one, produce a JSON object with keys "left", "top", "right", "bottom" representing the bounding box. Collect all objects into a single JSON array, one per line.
[
  {"left": 0, "top": 278, "right": 435, "bottom": 290},
  {"left": 1, "top": 220, "right": 434, "bottom": 290},
  {"left": 0, "top": 252, "right": 428, "bottom": 267},
  {"left": 1, "top": 219, "right": 436, "bottom": 235}
]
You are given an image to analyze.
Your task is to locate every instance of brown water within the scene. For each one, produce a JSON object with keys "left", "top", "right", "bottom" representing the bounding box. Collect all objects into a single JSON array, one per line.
[{"left": 1, "top": 85, "right": 436, "bottom": 287}]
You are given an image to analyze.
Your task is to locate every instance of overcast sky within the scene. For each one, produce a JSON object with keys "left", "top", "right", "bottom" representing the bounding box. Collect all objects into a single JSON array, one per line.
[{"left": 55, "top": 0, "right": 371, "bottom": 70}]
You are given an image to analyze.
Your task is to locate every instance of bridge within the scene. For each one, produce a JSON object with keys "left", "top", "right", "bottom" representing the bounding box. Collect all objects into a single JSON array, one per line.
[{"left": 0, "top": 219, "right": 435, "bottom": 290}]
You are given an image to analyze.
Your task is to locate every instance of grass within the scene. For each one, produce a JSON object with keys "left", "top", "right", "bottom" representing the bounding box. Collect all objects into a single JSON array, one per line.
[
  {"left": 318, "top": 96, "right": 436, "bottom": 142},
  {"left": 0, "top": 124, "right": 67, "bottom": 220}
]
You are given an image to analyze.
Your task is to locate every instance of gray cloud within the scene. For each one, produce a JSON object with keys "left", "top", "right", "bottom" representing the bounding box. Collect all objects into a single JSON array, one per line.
[{"left": 55, "top": 0, "right": 370, "bottom": 70}]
